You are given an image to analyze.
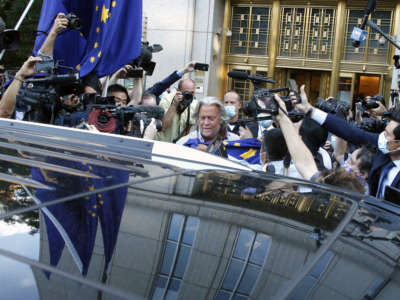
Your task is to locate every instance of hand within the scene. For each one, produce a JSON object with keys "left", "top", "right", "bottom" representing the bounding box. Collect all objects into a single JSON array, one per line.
[
  {"left": 172, "top": 91, "right": 183, "bottom": 106},
  {"left": 369, "top": 101, "right": 387, "bottom": 117},
  {"left": 181, "top": 61, "right": 196, "bottom": 74},
  {"left": 196, "top": 144, "right": 208, "bottom": 152},
  {"left": 239, "top": 126, "right": 253, "bottom": 139},
  {"left": 15, "top": 56, "right": 42, "bottom": 80},
  {"left": 143, "top": 118, "right": 158, "bottom": 140},
  {"left": 114, "top": 65, "right": 134, "bottom": 78},
  {"left": 294, "top": 85, "right": 313, "bottom": 113},
  {"left": 50, "top": 13, "right": 68, "bottom": 35},
  {"left": 273, "top": 94, "right": 288, "bottom": 122}
]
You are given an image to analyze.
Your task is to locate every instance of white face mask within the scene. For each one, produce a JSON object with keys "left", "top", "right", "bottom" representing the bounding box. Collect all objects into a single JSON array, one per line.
[
  {"left": 225, "top": 105, "right": 237, "bottom": 119},
  {"left": 258, "top": 113, "right": 272, "bottom": 128},
  {"left": 258, "top": 119, "right": 273, "bottom": 128},
  {"left": 378, "top": 132, "right": 389, "bottom": 154}
]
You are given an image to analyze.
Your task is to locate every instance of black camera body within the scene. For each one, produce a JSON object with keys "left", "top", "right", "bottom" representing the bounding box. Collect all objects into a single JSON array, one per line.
[
  {"left": 17, "top": 72, "right": 82, "bottom": 124},
  {"left": 66, "top": 13, "right": 82, "bottom": 30},
  {"left": 130, "top": 41, "right": 163, "bottom": 76},
  {"left": 317, "top": 97, "right": 350, "bottom": 115},
  {"left": 106, "top": 105, "right": 165, "bottom": 137},
  {"left": 182, "top": 91, "right": 193, "bottom": 106},
  {"left": 357, "top": 117, "right": 388, "bottom": 133},
  {"left": 79, "top": 94, "right": 116, "bottom": 108},
  {"left": 362, "top": 100, "right": 380, "bottom": 110},
  {"left": 243, "top": 88, "right": 292, "bottom": 117}
]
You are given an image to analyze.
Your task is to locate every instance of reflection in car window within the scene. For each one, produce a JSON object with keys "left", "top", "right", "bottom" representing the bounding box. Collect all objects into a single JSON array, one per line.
[
  {"left": 288, "top": 251, "right": 334, "bottom": 300},
  {"left": 216, "top": 228, "right": 271, "bottom": 299},
  {"left": 152, "top": 214, "right": 199, "bottom": 300}
]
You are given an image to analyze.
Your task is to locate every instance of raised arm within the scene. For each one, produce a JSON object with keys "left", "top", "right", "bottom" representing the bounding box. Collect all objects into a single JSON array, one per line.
[
  {"left": 0, "top": 56, "right": 42, "bottom": 118},
  {"left": 38, "top": 13, "right": 69, "bottom": 57},
  {"left": 274, "top": 94, "right": 318, "bottom": 180}
]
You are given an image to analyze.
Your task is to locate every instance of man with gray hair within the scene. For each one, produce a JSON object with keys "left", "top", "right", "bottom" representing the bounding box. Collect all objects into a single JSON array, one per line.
[{"left": 177, "top": 97, "right": 239, "bottom": 156}]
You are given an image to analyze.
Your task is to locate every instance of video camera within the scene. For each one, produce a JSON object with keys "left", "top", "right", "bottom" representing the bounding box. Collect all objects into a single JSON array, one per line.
[
  {"left": 129, "top": 41, "right": 163, "bottom": 76},
  {"left": 88, "top": 105, "right": 164, "bottom": 137},
  {"left": 16, "top": 71, "right": 82, "bottom": 124},
  {"left": 316, "top": 97, "right": 350, "bottom": 119}
]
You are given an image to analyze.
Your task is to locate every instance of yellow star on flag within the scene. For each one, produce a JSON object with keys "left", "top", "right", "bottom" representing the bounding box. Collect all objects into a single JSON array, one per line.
[
  {"left": 240, "top": 148, "right": 257, "bottom": 160},
  {"left": 101, "top": 5, "right": 110, "bottom": 23}
]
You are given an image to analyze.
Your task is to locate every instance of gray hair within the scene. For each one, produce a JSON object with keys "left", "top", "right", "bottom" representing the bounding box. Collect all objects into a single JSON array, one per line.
[{"left": 194, "top": 96, "right": 228, "bottom": 132}]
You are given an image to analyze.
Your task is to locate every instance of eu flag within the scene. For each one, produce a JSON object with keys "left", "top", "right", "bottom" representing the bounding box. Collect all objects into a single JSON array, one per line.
[
  {"left": 34, "top": 0, "right": 142, "bottom": 77},
  {"left": 224, "top": 138, "right": 262, "bottom": 168},
  {"left": 31, "top": 160, "right": 129, "bottom": 276}
]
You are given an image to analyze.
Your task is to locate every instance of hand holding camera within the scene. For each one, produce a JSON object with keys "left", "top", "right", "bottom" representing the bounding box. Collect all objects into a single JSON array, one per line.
[{"left": 50, "top": 13, "right": 69, "bottom": 35}]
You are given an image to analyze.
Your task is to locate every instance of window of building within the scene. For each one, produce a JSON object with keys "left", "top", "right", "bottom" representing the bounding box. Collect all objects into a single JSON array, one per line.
[
  {"left": 307, "top": 8, "right": 336, "bottom": 59},
  {"left": 288, "top": 251, "right": 334, "bottom": 300},
  {"left": 344, "top": 10, "right": 393, "bottom": 63},
  {"left": 152, "top": 214, "right": 200, "bottom": 300},
  {"left": 215, "top": 228, "right": 271, "bottom": 300},
  {"left": 279, "top": 7, "right": 306, "bottom": 58},
  {"left": 229, "top": 6, "right": 271, "bottom": 55}
]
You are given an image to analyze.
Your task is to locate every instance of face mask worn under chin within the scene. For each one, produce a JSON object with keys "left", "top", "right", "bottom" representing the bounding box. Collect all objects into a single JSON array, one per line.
[{"left": 225, "top": 105, "right": 237, "bottom": 119}]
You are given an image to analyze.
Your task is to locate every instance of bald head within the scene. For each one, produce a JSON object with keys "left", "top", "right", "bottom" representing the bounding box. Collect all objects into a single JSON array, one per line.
[{"left": 178, "top": 79, "right": 196, "bottom": 94}]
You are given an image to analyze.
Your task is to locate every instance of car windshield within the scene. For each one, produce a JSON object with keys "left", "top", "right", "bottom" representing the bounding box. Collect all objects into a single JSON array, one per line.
[{"left": 0, "top": 118, "right": 399, "bottom": 300}]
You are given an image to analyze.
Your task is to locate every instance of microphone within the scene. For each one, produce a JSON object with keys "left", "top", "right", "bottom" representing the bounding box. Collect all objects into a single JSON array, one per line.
[
  {"left": 352, "top": 0, "right": 377, "bottom": 47},
  {"left": 228, "top": 71, "right": 276, "bottom": 84}
]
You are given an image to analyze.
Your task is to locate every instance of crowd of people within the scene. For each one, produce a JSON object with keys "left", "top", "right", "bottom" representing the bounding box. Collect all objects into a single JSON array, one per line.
[{"left": 0, "top": 13, "right": 399, "bottom": 200}]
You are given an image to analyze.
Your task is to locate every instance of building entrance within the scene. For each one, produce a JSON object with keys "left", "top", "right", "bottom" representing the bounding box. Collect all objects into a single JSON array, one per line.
[{"left": 284, "top": 69, "right": 328, "bottom": 104}]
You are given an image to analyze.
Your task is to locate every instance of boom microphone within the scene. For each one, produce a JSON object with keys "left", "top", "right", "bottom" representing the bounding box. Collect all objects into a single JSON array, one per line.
[
  {"left": 352, "top": 0, "right": 377, "bottom": 47},
  {"left": 228, "top": 71, "right": 276, "bottom": 84}
]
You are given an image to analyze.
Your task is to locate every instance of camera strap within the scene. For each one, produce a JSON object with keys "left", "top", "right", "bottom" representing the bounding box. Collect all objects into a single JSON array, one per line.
[{"left": 174, "top": 106, "right": 191, "bottom": 143}]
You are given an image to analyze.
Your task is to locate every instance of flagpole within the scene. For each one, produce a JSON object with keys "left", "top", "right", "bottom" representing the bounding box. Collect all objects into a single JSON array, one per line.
[
  {"left": 102, "top": 75, "right": 110, "bottom": 96},
  {"left": 0, "top": 0, "right": 36, "bottom": 61}
]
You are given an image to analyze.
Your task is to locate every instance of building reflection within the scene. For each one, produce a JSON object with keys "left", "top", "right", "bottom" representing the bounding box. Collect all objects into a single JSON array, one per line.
[{"left": 33, "top": 171, "right": 400, "bottom": 300}]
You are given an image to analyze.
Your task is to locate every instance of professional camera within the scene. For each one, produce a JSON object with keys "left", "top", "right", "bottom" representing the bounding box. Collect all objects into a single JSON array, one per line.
[
  {"left": 89, "top": 105, "right": 164, "bottom": 137},
  {"left": 0, "top": 17, "right": 19, "bottom": 51},
  {"left": 16, "top": 72, "right": 82, "bottom": 123},
  {"left": 79, "top": 94, "right": 115, "bottom": 108},
  {"left": 130, "top": 41, "right": 163, "bottom": 76},
  {"left": 356, "top": 117, "right": 388, "bottom": 134},
  {"left": 182, "top": 91, "right": 193, "bottom": 106},
  {"left": 316, "top": 97, "right": 350, "bottom": 118},
  {"left": 242, "top": 87, "right": 305, "bottom": 123},
  {"left": 66, "top": 13, "right": 82, "bottom": 30}
]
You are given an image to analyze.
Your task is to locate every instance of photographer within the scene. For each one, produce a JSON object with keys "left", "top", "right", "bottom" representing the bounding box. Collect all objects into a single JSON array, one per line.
[
  {"left": 294, "top": 85, "right": 400, "bottom": 198},
  {"left": 107, "top": 84, "right": 129, "bottom": 107},
  {"left": 156, "top": 78, "right": 198, "bottom": 143},
  {"left": 109, "top": 61, "right": 196, "bottom": 106},
  {"left": 0, "top": 56, "right": 42, "bottom": 118}
]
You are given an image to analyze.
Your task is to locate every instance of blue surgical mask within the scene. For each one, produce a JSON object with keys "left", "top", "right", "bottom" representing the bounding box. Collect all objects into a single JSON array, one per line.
[
  {"left": 225, "top": 105, "right": 237, "bottom": 119},
  {"left": 378, "top": 132, "right": 389, "bottom": 154},
  {"left": 258, "top": 119, "right": 273, "bottom": 128}
]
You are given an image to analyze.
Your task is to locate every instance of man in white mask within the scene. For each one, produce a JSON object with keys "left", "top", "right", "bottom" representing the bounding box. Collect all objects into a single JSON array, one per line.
[
  {"left": 223, "top": 91, "right": 256, "bottom": 139},
  {"left": 293, "top": 85, "right": 400, "bottom": 199}
]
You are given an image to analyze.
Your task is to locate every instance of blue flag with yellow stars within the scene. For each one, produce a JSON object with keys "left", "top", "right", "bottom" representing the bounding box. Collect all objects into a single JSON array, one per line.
[
  {"left": 223, "top": 138, "right": 262, "bottom": 168},
  {"left": 31, "top": 161, "right": 129, "bottom": 276},
  {"left": 34, "top": 0, "right": 142, "bottom": 77}
]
